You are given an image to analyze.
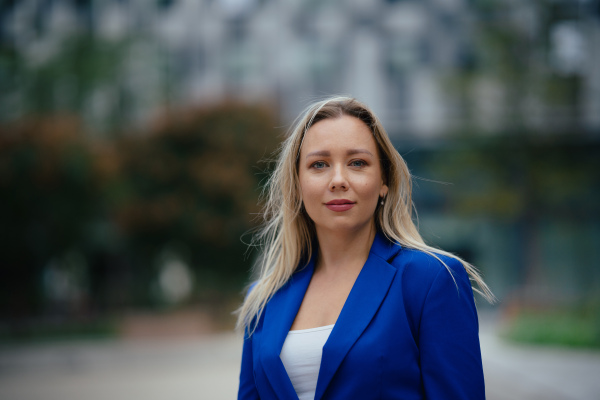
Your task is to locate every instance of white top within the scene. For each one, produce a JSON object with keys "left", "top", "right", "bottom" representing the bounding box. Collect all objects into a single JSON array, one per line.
[{"left": 280, "top": 324, "right": 334, "bottom": 400}]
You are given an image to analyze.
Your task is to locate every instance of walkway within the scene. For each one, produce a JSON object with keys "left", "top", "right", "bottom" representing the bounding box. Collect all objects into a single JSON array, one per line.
[{"left": 0, "top": 322, "right": 599, "bottom": 399}]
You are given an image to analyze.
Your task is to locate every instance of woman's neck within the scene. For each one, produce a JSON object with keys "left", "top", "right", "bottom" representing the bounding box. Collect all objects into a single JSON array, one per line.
[{"left": 314, "top": 223, "right": 376, "bottom": 276}]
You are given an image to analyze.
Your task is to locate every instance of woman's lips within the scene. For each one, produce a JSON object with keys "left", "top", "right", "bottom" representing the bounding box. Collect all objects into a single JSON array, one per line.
[{"left": 325, "top": 199, "right": 355, "bottom": 212}]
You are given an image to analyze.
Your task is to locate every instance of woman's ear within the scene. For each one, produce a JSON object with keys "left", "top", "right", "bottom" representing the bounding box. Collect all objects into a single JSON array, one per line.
[{"left": 380, "top": 184, "right": 389, "bottom": 199}]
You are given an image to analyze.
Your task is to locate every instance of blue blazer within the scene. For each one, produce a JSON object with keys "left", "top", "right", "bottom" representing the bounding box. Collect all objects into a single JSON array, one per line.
[{"left": 238, "top": 232, "right": 485, "bottom": 399}]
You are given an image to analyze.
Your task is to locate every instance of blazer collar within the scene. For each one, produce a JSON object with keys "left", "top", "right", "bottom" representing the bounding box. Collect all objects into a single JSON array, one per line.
[
  {"left": 315, "top": 231, "right": 400, "bottom": 399},
  {"left": 259, "top": 231, "right": 401, "bottom": 400},
  {"left": 259, "top": 255, "right": 315, "bottom": 399},
  {"left": 370, "top": 230, "right": 402, "bottom": 263}
]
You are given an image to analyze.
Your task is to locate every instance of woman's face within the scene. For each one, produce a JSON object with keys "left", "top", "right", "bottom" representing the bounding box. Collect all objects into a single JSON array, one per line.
[{"left": 298, "top": 115, "right": 388, "bottom": 235}]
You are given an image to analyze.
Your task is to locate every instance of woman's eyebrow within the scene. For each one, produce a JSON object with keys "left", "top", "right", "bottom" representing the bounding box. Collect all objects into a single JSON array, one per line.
[
  {"left": 305, "top": 149, "right": 374, "bottom": 159},
  {"left": 347, "top": 149, "right": 374, "bottom": 157},
  {"left": 305, "top": 150, "right": 330, "bottom": 158}
]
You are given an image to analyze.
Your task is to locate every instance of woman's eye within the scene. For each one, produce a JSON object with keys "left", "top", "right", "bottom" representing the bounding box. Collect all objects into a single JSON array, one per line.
[
  {"left": 311, "top": 161, "right": 327, "bottom": 169},
  {"left": 349, "top": 160, "right": 366, "bottom": 167}
]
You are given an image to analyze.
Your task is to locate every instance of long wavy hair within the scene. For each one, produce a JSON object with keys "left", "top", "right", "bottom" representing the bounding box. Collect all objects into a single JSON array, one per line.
[{"left": 236, "top": 96, "right": 495, "bottom": 334}]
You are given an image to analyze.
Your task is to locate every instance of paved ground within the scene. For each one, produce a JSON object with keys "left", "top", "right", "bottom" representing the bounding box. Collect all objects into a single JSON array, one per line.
[
  {"left": 0, "top": 319, "right": 599, "bottom": 400},
  {"left": 479, "top": 325, "right": 600, "bottom": 400}
]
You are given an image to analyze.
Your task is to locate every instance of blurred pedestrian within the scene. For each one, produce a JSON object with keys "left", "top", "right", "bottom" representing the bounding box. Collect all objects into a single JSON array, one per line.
[{"left": 237, "top": 96, "right": 494, "bottom": 399}]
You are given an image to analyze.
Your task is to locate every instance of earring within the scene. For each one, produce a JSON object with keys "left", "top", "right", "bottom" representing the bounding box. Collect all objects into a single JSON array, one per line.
[{"left": 380, "top": 198, "right": 384, "bottom": 205}]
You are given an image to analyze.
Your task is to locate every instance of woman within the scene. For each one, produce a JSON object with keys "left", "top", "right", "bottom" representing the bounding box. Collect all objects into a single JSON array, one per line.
[{"left": 237, "top": 96, "right": 494, "bottom": 400}]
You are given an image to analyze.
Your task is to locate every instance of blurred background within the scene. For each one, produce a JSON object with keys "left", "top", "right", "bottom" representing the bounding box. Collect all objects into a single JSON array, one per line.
[{"left": 0, "top": 0, "right": 599, "bottom": 398}]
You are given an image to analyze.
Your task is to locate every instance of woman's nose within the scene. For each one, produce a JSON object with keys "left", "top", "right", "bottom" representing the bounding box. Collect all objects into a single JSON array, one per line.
[{"left": 329, "top": 165, "right": 348, "bottom": 191}]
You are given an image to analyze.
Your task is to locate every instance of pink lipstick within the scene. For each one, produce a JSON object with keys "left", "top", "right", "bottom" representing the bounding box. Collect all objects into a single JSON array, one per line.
[{"left": 325, "top": 199, "right": 355, "bottom": 212}]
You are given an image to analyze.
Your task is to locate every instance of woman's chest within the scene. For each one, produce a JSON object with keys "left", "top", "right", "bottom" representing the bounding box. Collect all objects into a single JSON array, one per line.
[
  {"left": 256, "top": 286, "right": 423, "bottom": 398},
  {"left": 290, "top": 271, "right": 358, "bottom": 330}
]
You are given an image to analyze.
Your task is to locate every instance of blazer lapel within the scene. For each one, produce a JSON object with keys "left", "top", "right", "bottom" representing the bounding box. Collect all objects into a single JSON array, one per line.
[
  {"left": 259, "top": 257, "right": 315, "bottom": 399},
  {"left": 314, "top": 232, "right": 400, "bottom": 400}
]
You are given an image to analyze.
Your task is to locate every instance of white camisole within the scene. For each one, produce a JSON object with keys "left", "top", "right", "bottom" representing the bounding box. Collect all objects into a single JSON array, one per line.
[{"left": 280, "top": 324, "right": 334, "bottom": 400}]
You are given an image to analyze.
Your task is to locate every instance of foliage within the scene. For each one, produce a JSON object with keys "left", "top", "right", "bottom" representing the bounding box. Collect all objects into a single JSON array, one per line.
[
  {"left": 0, "top": 29, "right": 132, "bottom": 132},
  {"left": 0, "top": 316, "right": 117, "bottom": 344},
  {"left": 0, "top": 115, "right": 96, "bottom": 317},
  {"left": 446, "top": 0, "right": 586, "bottom": 133},
  {"left": 402, "top": 135, "right": 600, "bottom": 298},
  {"left": 108, "top": 104, "right": 279, "bottom": 304},
  {"left": 0, "top": 103, "right": 279, "bottom": 319},
  {"left": 503, "top": 305, "right": 600, "bottom": 348},
  {"left": 405, "top": 136, "right": 600, "bottom": 221}
]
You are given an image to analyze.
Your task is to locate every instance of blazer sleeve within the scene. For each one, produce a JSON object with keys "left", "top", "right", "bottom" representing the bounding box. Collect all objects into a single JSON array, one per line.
[
  {"left": 238, "top": 282, "right": 260, "bottom": 400},
  {"left": 238, "top": 331, "right": 260, "bottom": 400},
  {"left": 418, "top": 259, "right": 485, "bottom": 399}
]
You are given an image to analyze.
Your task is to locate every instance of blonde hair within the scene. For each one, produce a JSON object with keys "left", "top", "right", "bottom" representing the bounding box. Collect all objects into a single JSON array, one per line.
[{"left": 236, "top": 96, "right": 495, "bottom": 334}]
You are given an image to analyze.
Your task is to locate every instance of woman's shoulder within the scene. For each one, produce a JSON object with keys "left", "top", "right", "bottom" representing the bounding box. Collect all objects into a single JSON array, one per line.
[
  {"left": 390, "top": 246, "right": 471, "bottom": 299},
  {"left": 394, "top": 247, "right": 465, "bottom": 277},
  {"left": 390, "top": 247, "right": 477, "bottom": 334}
]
